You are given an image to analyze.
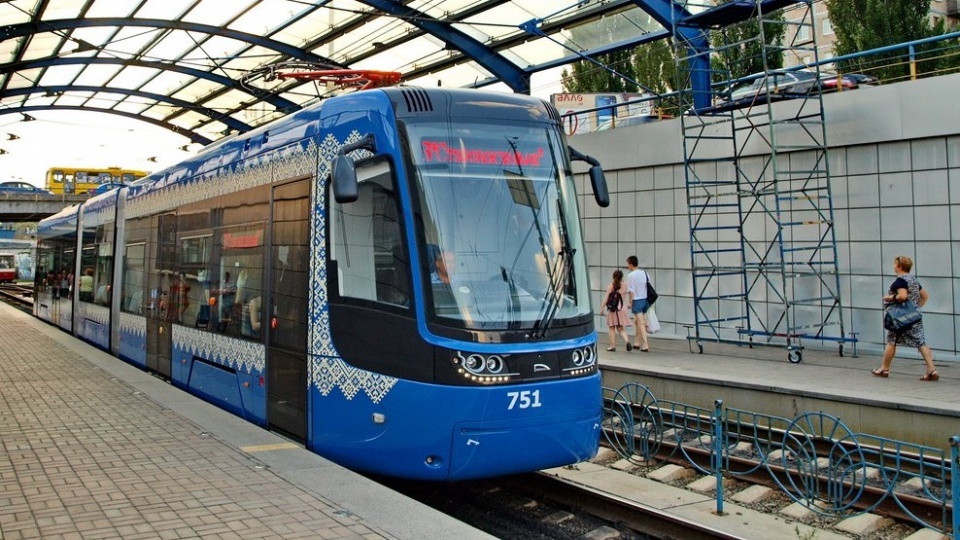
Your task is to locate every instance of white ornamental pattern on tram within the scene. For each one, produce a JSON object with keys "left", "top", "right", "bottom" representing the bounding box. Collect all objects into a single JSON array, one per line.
[
  {"left": 311, "top": 357, "right": 397, "bottom": 404},
  {"left": 119, "top": 312, "right": 146, "bottom": 338},
  {"left": 126, "top": 139, "right": 320, "bottom": 219},
  {"left": 172, "top": 325, "right": 265, "bottom": 374},
  {"left": 307, "top": 131, "right": 397, "bottom": 404}
]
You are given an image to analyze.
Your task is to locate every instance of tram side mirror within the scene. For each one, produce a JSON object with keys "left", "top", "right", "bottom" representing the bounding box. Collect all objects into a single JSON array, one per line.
[
  {"left": 331, "top": 133, "right": 377, "bottom": 203},
  {"left": 331, "top": 155, "right": 359, "bottom": 203},
  {"left": 569, "top": 146, "right": 609, "bottom": 207}
]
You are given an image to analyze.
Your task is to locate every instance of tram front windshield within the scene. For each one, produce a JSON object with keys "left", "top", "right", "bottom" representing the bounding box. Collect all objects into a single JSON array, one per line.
[{"left": 407, "top": 120, "right": 590, "bottom": 330}]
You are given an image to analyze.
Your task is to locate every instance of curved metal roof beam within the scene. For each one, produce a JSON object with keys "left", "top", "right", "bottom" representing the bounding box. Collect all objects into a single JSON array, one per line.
[
  {"left": 0, "top": 18, "right": 347, "bottom": 67},
  {"left": 0, "top": 56, "right": 300, "bottom": 114},
  {"left": 627, "top": 0, "right": 710, "bottom": 109},
  {"left": 356, "top": 0, "right": 530, "bottom": 94},
  {"left": 3, "top": 85, "right": 252, "bottom": 134},
  {"left": 0, "top": 105, "right": 213, "bottom": 145}
]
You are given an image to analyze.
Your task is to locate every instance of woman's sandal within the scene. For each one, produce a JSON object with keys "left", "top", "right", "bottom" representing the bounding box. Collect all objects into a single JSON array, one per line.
[
  {"left": 626, "top": 343, "right": 633, "bottom": 352},
  {"left": 871, "top": 367, "right": 890, "bottom": 378},
  {"left": 606, "top": 347, "right": 616, "bottom": 352},
  {"left": 920, "top": 370, "right": 939, "bottom": 381}
]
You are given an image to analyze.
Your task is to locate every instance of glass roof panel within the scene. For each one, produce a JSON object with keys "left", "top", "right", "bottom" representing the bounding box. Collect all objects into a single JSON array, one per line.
[
  {"left": 37, "top": 1, "right": 84, "bottom": 21},
  {"left": 229, "top": 0, "right": 312, "bottom": 38},
  {"left": 181, "top": 0, "right": 255, "bottom": 28},
  {"left": 193, "top": 88, "right": 251, "bottom": 113},
  {"left": 139, "top": 71, "right": 199, "bottom": 96},
  {"left": 143, "top": 31, "right": 200, "bottom": 62},
  {"left": 73, "top": 64, "right": 123, "bottom": 87},
  {"left": 38, "top": 65, "right": 86, "bottom": 87},
  {"left": 49, "top": 92, "right": 93, "bottom": 108},
  {"left": 275, "top": 4, "right": 367, "bottom": 48},
  {"left": 20, "top": 33, "right": 63, "bottom": 62},
  {"left": 135, "top": 0, "right": 194, "bottom": 20},
  {"left": 502, "top": 38, "right": 571, "bottom": 67},
  {"left": 0, "top": 3, "right": 32, "bottom": 26},
  {"left": 85, "top": 0, "right": 136, "bottom": 18},
  {"left": 171, "top": 80, "right": 222, "bottom": 103},
  {"left": 186, "top": 35, "right": 250, "bottom": 67},
  {"left": 0, "top": 39, "right": 17, "bottom": 64},
  {"left": 405, "top": 62, "right": 492, "bottom": 90},
  {"left": 110, "top": 66, "right": 165, "bottom": 90},
  {"left": 104, "top": 27, "right": 166, "bottom": 58},
  {"left": 6, "top": 68, "right": 42, "bottom": 89},
  {"left": 320, "top": 18, "right": 413, "bottom": 65},
  {"left": 113, "top": 98, "right": 152, "bottom": 116},
  {"left": 70, "top": 26, "right": 125, "bottom": 51}
]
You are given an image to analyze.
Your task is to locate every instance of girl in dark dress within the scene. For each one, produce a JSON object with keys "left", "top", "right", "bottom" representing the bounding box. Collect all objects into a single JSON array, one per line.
[{"left": 871, "top": 256, "right": 938, "bottom": 381}]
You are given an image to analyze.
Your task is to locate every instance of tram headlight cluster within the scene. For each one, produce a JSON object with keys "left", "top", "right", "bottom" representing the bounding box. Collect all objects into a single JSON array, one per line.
[
  {"left": 454, "top": 352, "right": 512, "bottom": 384},
  {"left": 566, "top": 345, "right": 596, "bottom": 376}
]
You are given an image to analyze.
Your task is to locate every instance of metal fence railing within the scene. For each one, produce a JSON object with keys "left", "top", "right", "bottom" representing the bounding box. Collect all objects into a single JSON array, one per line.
[
  {"left": 565, "top": 30, "right": 960, "bottom": 130},
  {"left": 603, "top": 382, "right": 958, "bottom": 538}
]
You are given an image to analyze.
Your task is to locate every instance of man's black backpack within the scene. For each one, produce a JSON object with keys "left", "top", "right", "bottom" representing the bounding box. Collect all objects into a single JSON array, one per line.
[{"left": 605, "top": 289, "right": 623, "bottom": 312}]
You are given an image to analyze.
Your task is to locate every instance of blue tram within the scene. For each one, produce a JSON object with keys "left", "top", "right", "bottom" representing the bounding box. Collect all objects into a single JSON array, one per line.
[{"left": 34, "top": 87, "right": 610, "bottom": 480}]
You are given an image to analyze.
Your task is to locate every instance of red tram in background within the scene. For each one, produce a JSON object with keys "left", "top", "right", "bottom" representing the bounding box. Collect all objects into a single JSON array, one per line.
[{"left": 0, "top": 253, "right": 18, "bottom": 283}]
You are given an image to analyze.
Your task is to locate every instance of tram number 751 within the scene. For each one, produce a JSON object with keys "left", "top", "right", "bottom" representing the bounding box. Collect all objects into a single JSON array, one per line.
[{"left": 506, "top": 390, "right": 542, "bottom": 410}]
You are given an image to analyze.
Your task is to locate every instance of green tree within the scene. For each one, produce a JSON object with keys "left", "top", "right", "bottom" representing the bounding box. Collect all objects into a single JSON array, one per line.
[
  {"left": 825, "top": 0, "right": 944, "bottom": 81},
  {"left": 711, "top": 14, "right": 786, "bottom": 82},
  {"left": 560, "top": 50, "right": 638, "bottom": 93},
  {"left": 632, "top": 39, "right": 678, "bottom": 95}
]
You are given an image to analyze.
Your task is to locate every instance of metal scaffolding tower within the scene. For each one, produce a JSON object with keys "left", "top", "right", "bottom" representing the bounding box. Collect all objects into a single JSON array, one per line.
[{"left": 673, "top": 0, "right": 854, "bottom": 362}]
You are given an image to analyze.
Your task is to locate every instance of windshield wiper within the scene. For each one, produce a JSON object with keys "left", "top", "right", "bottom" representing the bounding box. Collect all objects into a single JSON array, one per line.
[
  {"left": 532, "top": 197, "right": 577, "bottom": 339},
  {"left": 532, "top": 244, "right": 574, "bottom": 339},
  {"left": 501, "top": 266, "right": 522, "bottom": 329}
]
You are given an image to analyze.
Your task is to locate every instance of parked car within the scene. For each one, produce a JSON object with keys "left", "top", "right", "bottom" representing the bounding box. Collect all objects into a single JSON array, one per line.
[
  {"left": 820, "top": 72, "right": 879, "bottom": 92},
  {"left": 719, "top": 70, "right": 822, "bottom": 106},
  {"left": 89, "top": 182, "right": 126, "bottom": 195},
  {"left": 0, "top": 181, "right": 49, "bottom": 194}
]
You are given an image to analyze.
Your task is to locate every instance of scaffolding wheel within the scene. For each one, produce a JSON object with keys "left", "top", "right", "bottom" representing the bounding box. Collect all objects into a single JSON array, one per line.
[
  {"left": 697, "top": 341, "right": 704, "bottom": 354},
  {"left": 787, "top": 348, "right": 802, "bottom": 364},
  {"left": 838, "top": 344, "right": 844, "bottom": 357}
]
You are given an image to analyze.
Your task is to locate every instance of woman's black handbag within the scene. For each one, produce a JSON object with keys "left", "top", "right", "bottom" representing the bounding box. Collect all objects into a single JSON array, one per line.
[
  {"left": 883, "top": 301, "right": 922, "bottom": 332},
  {"left": 646, "top": 281, "right": 658, "bottom": 305}
]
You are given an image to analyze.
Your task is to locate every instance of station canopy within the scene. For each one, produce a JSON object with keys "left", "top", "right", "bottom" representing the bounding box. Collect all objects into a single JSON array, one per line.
[{"left": 0, "top": 0, "right": 671, "bottom": 146}]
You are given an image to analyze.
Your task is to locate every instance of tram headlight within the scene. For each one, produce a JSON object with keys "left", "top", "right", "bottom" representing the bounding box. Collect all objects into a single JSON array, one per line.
[
  {"left": 582, "top": 345, "right": 595, "bottom": 365},
  {"left": 485, "top": 355, "right": 504, "bottom": 373},
  {"left": 451, "top": 351, "right": 515, "bottom": 384},
  {"left": 465, "top": 354, "right": 485, "bottom": 374},
  {"left": 571, "top": 349, "right": 584, "bottom": 366}
]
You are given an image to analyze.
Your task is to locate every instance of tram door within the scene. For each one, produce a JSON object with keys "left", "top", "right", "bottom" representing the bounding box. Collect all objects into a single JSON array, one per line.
[
  {"left": 145, "top": 213, "right": 176, "bottom": 378},
  {"left": 266, "top": 179, "right": 310, "bottom": 440}
]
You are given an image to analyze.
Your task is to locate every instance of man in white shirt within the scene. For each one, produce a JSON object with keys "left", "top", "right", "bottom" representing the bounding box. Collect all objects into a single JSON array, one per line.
[{"left": 624, "top": 255, "right": 650, "bottom": 352}]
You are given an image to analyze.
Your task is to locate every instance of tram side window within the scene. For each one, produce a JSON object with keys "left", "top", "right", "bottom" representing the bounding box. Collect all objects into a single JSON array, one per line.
[
  {"left": 79, "top": 221, "right": 112, "bottom": 304},
  {"left": 122, "top": 217, "right": 150, "bottom": 314},
  {"left": 79, "top": 241, "right": 96, "bottom": 303},
  {"left": 213, "top": 224, "right": 265, "bottom": 338},
  {"left": 330, "top": 157, "right": 409, "bottom": 307},
  {"left": 176, "top": 205, "right": 214, "bottom": 329}
]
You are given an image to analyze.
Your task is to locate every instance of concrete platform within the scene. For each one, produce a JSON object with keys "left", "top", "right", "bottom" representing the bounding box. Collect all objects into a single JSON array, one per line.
[
  {"left": 0, "top": 302, "right": 493, "bottom": 540},
  {"left": 598, "top": 336, "right": 959, "bottom": 453}
]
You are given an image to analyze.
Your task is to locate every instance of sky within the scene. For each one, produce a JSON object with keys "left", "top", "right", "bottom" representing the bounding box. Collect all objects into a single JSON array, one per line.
[{"left": 0, "top": 69, "right": 566, "bottom": 189}]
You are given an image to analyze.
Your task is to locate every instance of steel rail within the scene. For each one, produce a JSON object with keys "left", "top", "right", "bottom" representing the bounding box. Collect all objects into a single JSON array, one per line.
[{"left": 518, "top": 472, "right": 745, "bottom": 540}]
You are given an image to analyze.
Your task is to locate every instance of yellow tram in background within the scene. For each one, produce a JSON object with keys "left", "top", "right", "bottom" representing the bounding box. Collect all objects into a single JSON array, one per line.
[{"left": 44, "top": 166, "right": 149, "bottom": 195}]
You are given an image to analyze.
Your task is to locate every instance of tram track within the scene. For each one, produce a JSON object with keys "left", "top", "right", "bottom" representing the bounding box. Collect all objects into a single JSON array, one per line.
[
  {"left": 375, "top": 469, "right": 743, "bottom": 540},
  {"left": 0, "top": 283, "right": 33, "bottom": 310}
]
